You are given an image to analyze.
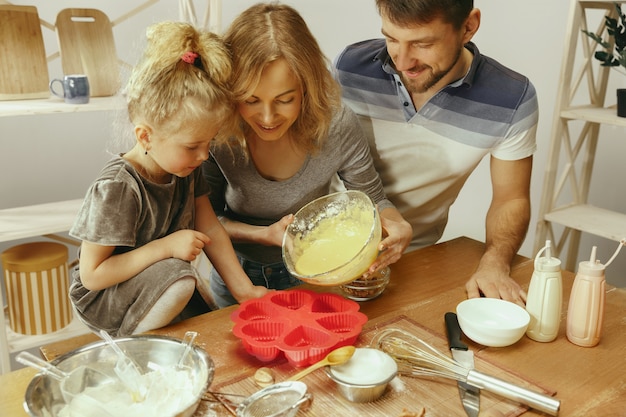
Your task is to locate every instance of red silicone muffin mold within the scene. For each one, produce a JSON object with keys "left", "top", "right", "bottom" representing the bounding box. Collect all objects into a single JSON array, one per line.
[{"left": 231, "top": 289, "right": 368, "bottom": 367}]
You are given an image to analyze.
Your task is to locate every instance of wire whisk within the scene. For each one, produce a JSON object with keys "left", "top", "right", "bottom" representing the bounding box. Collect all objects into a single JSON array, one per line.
[
  {"left": 373, "top": 328, "right": 468, "bottom": 380},
  {"left": 372, "top": 328, "right": 560, "bottom": 416}
]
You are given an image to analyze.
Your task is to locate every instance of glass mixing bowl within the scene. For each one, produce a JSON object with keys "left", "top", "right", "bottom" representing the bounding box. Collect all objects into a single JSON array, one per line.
[
  {"left": 282, "top": 190, "right": 381, "bottom": 286},
  {"left": 339, "top": 266, "right": 390, "bottom": 301}
]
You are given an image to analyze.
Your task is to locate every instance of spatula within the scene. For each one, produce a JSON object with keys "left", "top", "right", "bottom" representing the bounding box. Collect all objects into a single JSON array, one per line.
[
  {"left": 98, "top": 330, "right": 148, "bottom": 402},
  {"left": 16, "top": 351, "right": 114, "bottom": 414}
]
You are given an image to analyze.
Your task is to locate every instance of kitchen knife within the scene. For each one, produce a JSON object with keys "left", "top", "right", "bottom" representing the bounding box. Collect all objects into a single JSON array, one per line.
[{"left": 445, "top": 312, "right": 480, "bottom": 417}]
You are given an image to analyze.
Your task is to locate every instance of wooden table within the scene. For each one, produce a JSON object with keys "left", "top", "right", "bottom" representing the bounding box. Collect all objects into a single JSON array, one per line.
[{"left": 2, "top": 237, "right": 625, "bottom": 416}]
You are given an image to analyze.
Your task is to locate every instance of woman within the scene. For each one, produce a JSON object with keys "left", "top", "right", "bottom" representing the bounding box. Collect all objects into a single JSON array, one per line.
[{"left": 203, "top": 3, "right": 412, "bottom": 307}]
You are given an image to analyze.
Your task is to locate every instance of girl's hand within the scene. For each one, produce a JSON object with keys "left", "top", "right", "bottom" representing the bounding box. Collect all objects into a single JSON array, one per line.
[
  {"left": 164, "top": 230, "right": 211, "bottom": 261},
  {"left": 236, "top": 285, "right": 273, "bottom": 304}
]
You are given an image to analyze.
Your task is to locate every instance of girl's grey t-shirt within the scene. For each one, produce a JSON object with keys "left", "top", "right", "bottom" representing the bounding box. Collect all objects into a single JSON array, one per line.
[
  {"left": 70, "top": 155, "right": 210, "bottom": 252},
  {"left": 203, "top": 103, "right": 393, "bottom": 264}
]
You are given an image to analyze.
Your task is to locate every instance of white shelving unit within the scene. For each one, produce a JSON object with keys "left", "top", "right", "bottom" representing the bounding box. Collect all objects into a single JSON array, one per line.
[
  {"left": 0, "top": 0, "right": 222, "bottom": 374},
  {"left": 0, "top": 96, "right": 125, "bottom": 118},
  {"left": 534, "top": 0, "right": 626, "bottom": 270},
  {"left": 0, "top": 0, "right": 143, "bottom": 375},
  {"left": 0, "top": 200, "right": 87, "bottom": 374}
]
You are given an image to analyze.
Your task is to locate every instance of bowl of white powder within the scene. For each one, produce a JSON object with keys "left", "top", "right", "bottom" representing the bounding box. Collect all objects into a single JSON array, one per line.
[
  {"left": 23, "top": 334, "right": 214, "bottom": 417},
  {"left": 325, "top": 347, "right": 397, "bottom": 403},
  {"left": 282, "top": 190, "right": 382, "bottom": 286}
]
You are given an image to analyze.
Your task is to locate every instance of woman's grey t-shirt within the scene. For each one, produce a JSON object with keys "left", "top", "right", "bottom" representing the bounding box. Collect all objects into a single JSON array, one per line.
[{"left": 203, "top": 103, "right": 393, "bottom": 264}]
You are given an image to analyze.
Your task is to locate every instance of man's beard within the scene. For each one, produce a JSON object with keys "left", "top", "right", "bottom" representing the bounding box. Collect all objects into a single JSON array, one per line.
[{"left": 400, "top": 47, "right": 463, "bottom": 95}]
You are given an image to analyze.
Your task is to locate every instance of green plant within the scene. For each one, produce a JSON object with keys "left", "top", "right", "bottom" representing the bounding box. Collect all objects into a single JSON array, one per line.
[{"left": 582, "top": 2, "right": 626, "bottom": 71}]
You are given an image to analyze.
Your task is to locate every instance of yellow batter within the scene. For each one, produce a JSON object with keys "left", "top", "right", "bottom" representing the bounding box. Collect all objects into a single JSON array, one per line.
[{"left": 294, "top": 204, "right": 375, "bottom": 276}]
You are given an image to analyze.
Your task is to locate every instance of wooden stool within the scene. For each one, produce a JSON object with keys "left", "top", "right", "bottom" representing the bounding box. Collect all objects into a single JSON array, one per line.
[{"left": 1, "top": 242, "right": 72, "bottom": 335}]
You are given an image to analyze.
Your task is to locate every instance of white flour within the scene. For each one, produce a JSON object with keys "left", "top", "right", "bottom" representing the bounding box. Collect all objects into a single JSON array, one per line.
[{"left": 58, "top": 366, "right": 203, "bottom": 417}]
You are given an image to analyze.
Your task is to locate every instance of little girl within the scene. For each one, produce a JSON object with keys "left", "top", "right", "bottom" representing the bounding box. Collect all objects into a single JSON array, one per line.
[{"left": 69, "top": 21, "right": 268, "bottom": 336}]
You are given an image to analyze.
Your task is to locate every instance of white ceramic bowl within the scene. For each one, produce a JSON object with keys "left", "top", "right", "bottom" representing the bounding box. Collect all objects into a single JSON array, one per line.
[
  {"left": 325, "top": 347, "right": 397, "bottom": 402},
  {"left": 456, "top": 298, "right": 530, "bottom": 347},
  {"left": 282, "top": 191, "right": 381, "bottom": 286}
]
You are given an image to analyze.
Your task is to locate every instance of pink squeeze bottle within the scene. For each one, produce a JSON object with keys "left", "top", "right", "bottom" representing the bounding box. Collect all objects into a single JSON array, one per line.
[
  {"left": 565, "top": 246, "right": 605, "bottom": 347},
  {"left": 566, "top": 239, "right": 624, "bottom": 347}
]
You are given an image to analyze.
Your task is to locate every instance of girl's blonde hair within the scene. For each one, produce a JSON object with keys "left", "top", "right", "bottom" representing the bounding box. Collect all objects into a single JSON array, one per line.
[
  {"left": 223, "top": 2, "right": 341, "bottom": 153},
  {"left": 125, "top": 21, "right": 236, "bottom": 140}
]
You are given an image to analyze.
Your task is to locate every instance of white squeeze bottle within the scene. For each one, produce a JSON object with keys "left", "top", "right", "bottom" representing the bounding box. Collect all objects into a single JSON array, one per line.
[{"left": 526, "top": 240, "right": 562, "bottom": 342}]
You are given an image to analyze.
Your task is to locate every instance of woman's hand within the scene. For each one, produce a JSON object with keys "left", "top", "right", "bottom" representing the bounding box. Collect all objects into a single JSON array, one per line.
[
  {"left": 367, "top": 208, "right": 412, "bottom": 274},
  {"left": 263, "top": 214, "right": 294, "bottom": 247}
]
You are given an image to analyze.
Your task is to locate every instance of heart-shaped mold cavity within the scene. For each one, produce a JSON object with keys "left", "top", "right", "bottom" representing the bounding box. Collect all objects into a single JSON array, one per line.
[
  {"left": 316, "top": 312, "right": 368, "bottom": 336},
  {"left": 280, "top": 324, "right": 338, "bottom": 349},
  {"left": 310, "top": 293, "right": 357, "bottom": 313},
  {"left": 234, "top": 300, "right": 281, "bottom": 321},
  {"left": 234, "top": 320, "right": 287, "bottom": 362},
  {"left": 269, "top": 289, "right": 313, "bottom": 310},
  {"left": 236, "top": 320, "right": 286, "bottom": 343},
  {"left": 280, "top": 325, "right": 341, "bottom": 366},
  {"left": 241, "top": 341, "right": 281, "bottom": 362},
  {"left": 284, "top": 343, "right": 340, "bottom": 367}
]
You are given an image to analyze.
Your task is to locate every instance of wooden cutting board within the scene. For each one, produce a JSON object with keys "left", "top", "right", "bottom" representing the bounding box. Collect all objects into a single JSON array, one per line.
[
  {"left": 55, "top": 8, "right": 120, "bottom": 97},
  {"left": 211, "top": 315, "right": 556, "bottom": 417},
  {"left": 0, "top": 5, "right": 50, "bottom": 100}
]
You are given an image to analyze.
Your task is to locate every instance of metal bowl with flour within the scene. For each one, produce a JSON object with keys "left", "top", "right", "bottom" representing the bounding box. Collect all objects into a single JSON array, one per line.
[{"left": 23, "top": 334, "right": 214, "bottom": 417}]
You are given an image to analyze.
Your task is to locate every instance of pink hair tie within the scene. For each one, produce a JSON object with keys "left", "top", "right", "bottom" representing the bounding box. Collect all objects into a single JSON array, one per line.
[{"left": 182, "top": 51, "right": 198, "bottom": 64}]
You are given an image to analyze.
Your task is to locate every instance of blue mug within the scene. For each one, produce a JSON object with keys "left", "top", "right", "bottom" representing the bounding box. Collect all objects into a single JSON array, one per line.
[{"left": 49, "top": 74, "right": 90, "bottom": 104}]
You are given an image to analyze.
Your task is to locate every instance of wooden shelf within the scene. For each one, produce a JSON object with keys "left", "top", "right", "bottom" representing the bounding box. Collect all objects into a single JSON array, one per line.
[
  {"left": 580, "top": 0, "right": 626, "bottom": 4},
  {"left": 0, "top": 95, "right": 125, "bottom": 118},
  {"left": 5, "top": 315, "right": 90, "bottom": 353},
  {"left": 561, "top": 105, "right": 626, "bottom": 127},
  {"left": 0, "top": 199, "right": 83, "bottom": 243},
  {"left": 545, "top": 204, "right": 626, "bottom": 242}
]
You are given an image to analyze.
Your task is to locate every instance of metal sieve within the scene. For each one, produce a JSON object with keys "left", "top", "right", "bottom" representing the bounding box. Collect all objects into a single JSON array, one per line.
[{"left": 236, "top": 381, "right": 311, "bottom": 417}]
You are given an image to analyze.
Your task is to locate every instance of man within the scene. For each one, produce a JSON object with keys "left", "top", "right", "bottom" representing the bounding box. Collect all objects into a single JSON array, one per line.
[{"left": 334, "top": 0, "right": 538, "bottom": 306}]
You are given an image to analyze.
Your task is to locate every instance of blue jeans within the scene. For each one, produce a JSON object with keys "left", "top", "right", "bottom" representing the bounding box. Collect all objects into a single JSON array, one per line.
[{"left": 210, "top": 257, "right": 302, "bottom": 308}]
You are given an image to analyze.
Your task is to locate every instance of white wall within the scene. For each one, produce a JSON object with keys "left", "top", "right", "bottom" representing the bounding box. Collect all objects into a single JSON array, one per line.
[{"left": 1, "top": 0, "right": 625, "bottom": 285}]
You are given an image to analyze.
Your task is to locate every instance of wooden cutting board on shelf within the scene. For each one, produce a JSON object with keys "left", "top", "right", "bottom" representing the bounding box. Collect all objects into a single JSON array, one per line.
[
  {"left": 0, "top": 5, "right": 50, "bottom": 100},
  {"left": 55, "top": 8, "right": 120, "bottom": 97}
]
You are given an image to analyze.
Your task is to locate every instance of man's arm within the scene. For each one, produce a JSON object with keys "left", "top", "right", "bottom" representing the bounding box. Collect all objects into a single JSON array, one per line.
[{"left": 465, "top": 155, "right": 532, "bottom": 306}]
